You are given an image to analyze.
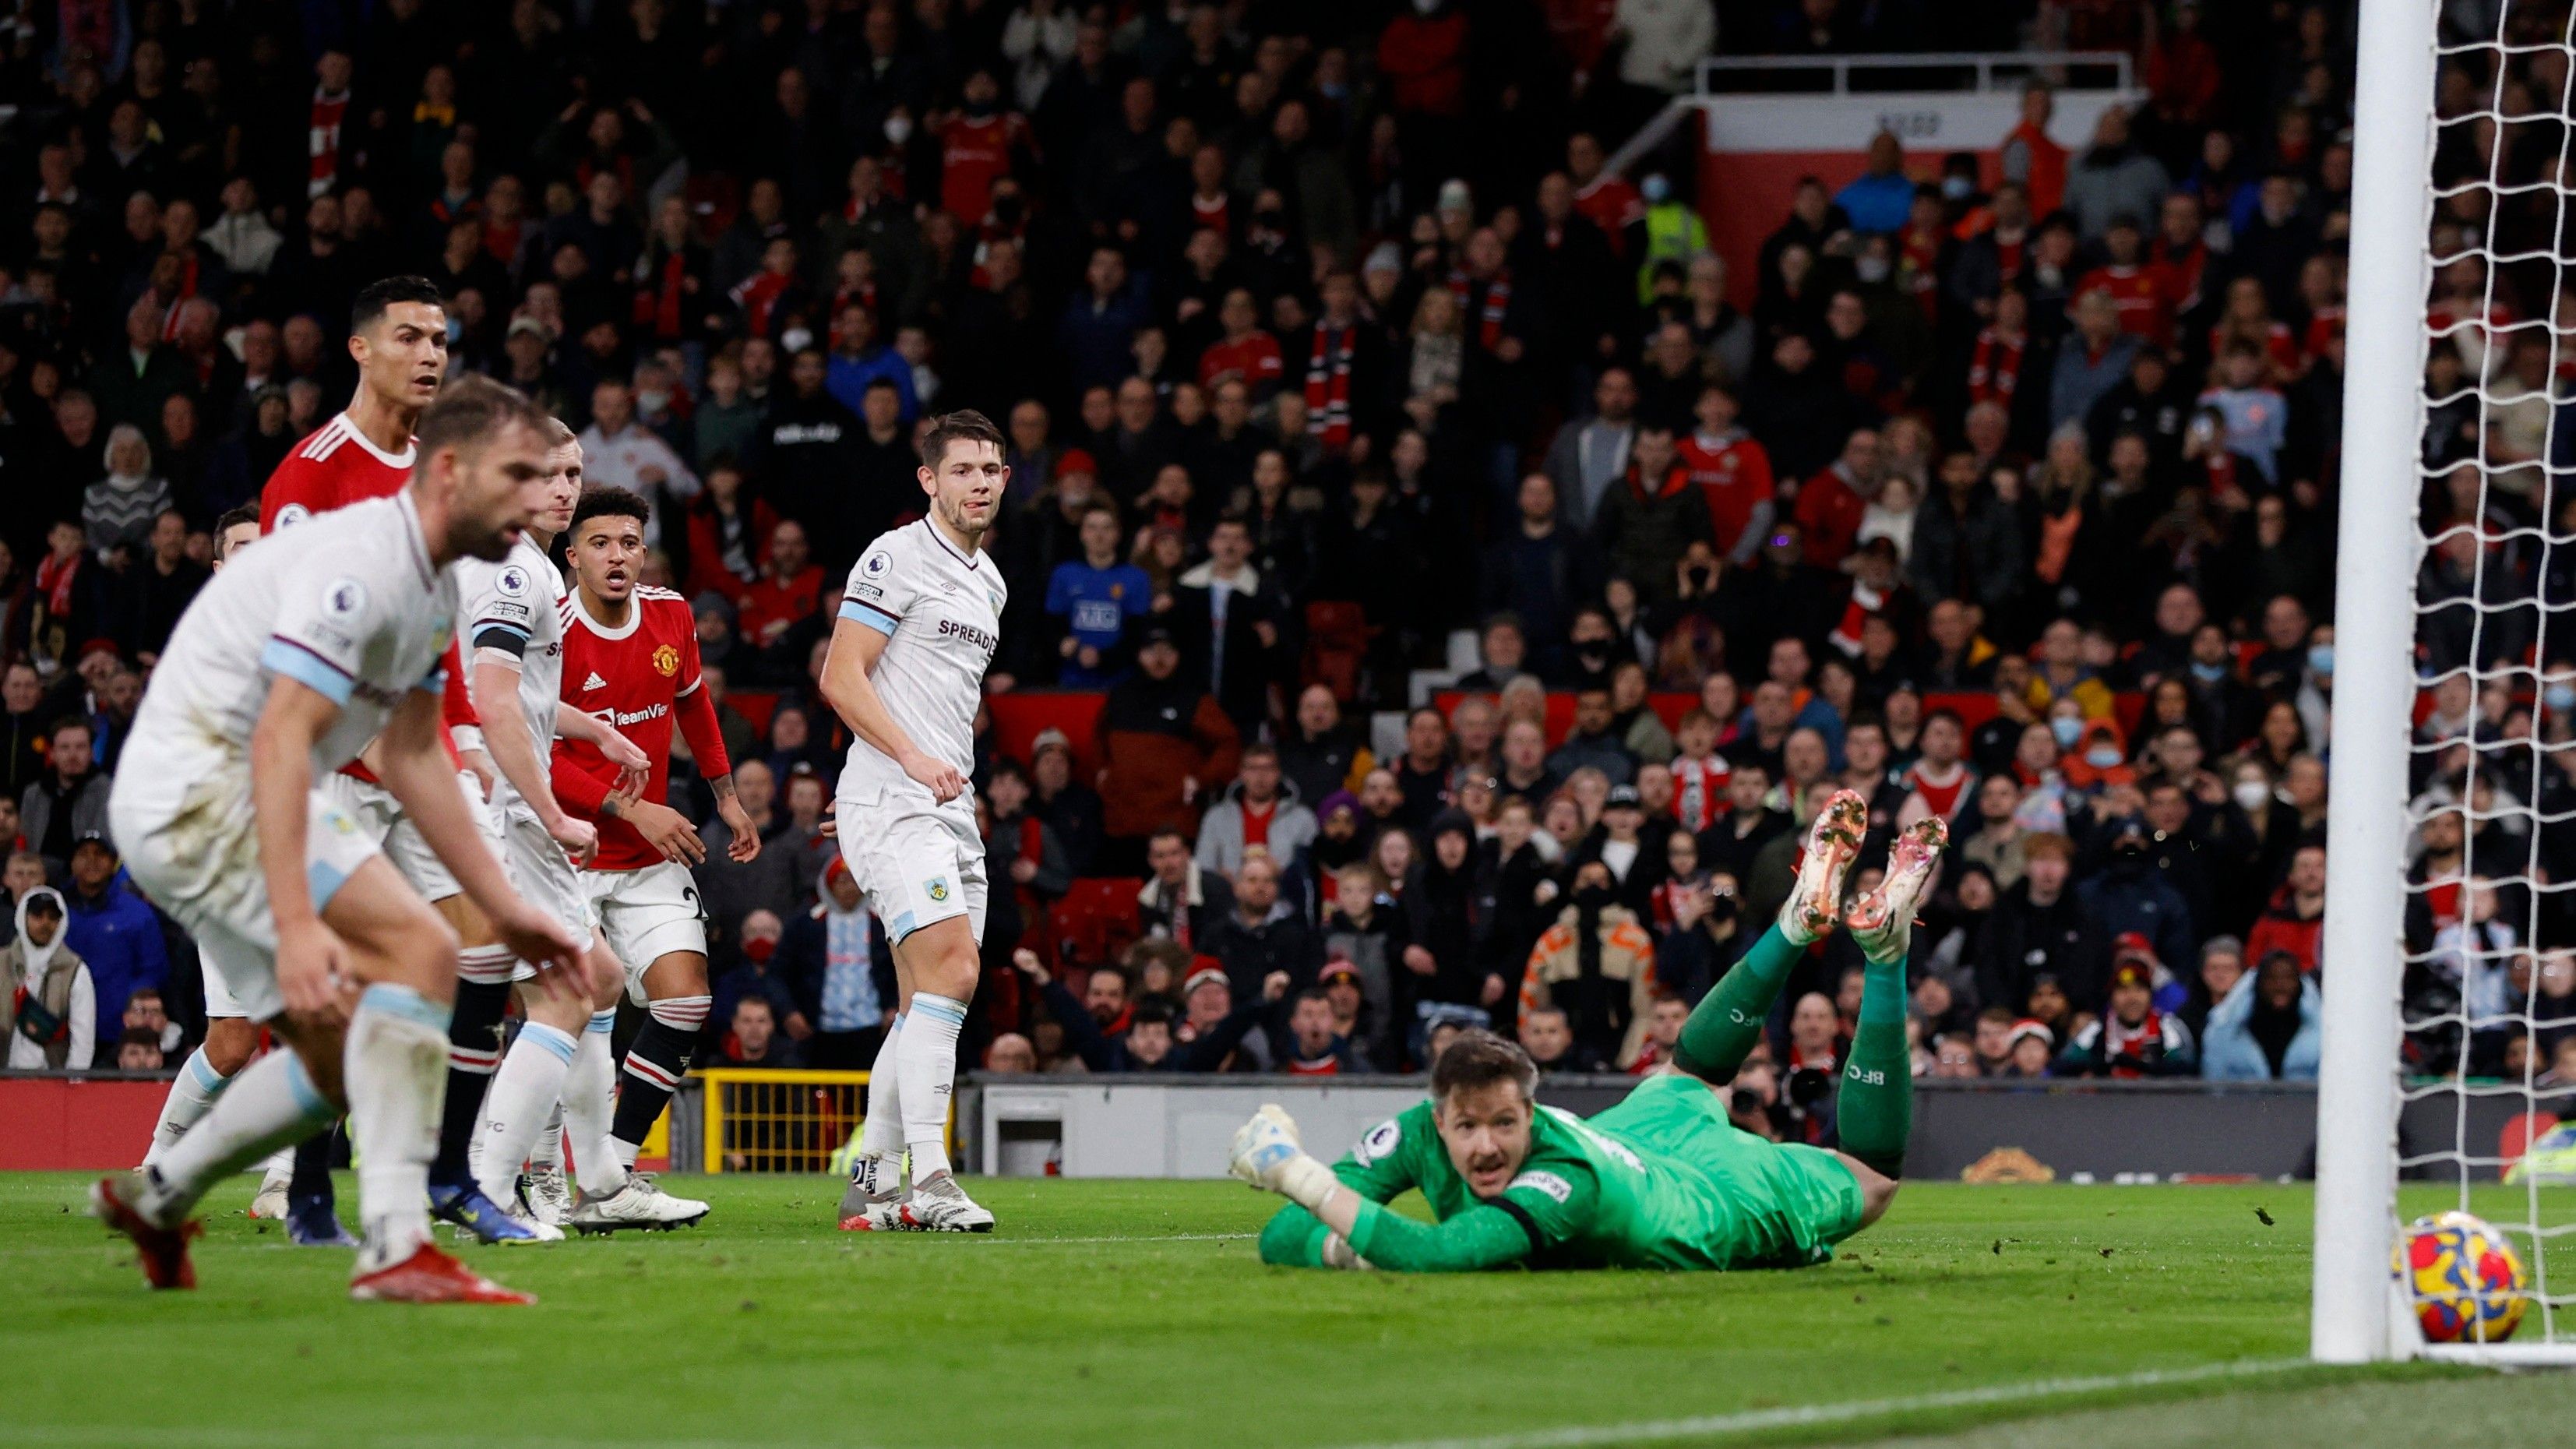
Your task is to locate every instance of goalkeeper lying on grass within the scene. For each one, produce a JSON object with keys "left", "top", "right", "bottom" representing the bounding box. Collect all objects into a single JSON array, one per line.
[{"left": 1232, "top": 790, "right": 1930, "bottom": 1272}]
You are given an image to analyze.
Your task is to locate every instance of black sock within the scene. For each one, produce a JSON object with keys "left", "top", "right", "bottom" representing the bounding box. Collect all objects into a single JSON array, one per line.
[
  {"left": 289, "top": 1123, "right": 337, "bottom": 1206},
  {"left": 431, "top": 975, "right": 513, "bottom": 1183},
  {"left": 611, "top": 1002, "right": 705, "bottom": 1155}
]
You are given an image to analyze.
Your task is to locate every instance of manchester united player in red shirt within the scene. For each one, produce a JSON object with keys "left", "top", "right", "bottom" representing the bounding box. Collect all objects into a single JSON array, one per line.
[
  {"left": 549, "top": 487, "right": 758, "bottom": 1225},
  {"left": 248, "top": 277, "right": 534, "bottom": 1245}
]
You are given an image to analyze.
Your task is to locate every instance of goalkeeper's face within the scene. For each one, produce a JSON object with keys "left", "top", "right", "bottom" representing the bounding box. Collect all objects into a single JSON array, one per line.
[{"left": 1436, "top": 1082, "right": 1533, "bottom": 1198}]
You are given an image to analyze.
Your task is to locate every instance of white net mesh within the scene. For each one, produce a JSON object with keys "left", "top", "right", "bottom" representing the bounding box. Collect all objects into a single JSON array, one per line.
[{"left": 2392, "top": 0, "right": 2576, "bottom": 1352}]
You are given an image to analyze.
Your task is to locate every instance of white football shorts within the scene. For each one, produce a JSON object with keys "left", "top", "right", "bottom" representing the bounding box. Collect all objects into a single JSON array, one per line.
[
  {"left": 838, "top": 791, "right": 987, "bottom": 947},
  {"left": 581, "top": 860, "right": 708, "bottom": 999},
  {"left": 109, "top": 753, "right": 383, "bottom": 1024}
]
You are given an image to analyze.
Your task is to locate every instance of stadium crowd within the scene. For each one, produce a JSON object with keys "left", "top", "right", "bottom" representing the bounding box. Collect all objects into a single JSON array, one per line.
[{"left": 5, "top": 0, "right": 2575, "bottom": 1151}]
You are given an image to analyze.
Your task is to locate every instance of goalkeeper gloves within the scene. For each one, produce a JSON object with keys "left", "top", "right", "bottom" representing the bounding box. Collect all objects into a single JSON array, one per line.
[{"left": 1228, "top": 1104, "right": 1338, "bottom": 1211}]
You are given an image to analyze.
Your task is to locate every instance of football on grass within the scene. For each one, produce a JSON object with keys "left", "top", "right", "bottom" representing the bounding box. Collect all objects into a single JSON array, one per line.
[{"left": 2396, "top": 1211, "right": 2530, "bottom": 1344}]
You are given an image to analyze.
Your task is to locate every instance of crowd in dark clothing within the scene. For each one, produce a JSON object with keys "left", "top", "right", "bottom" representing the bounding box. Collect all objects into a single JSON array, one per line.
[{"left": 2, "top": 2, "right": 2565, "bottom": 1092}]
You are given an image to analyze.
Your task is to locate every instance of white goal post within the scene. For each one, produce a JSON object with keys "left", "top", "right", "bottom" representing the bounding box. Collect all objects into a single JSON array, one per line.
[{"left": 2317, "top": 0, "right": 2576, "bottom": 1365}]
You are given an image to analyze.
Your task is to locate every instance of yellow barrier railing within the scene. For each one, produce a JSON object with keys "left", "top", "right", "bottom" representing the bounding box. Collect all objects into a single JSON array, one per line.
[
  {"left": 695, "top": 1068, "right": 963, "bottom": 1173},
  {"left": 697, "top": 1068, "right": 871, "bottom": 1174}
]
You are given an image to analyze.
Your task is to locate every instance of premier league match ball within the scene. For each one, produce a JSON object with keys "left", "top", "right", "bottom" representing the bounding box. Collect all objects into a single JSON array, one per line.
[{"left": 2395, "top": 1211, "right": 2531, "bottom": 1344}]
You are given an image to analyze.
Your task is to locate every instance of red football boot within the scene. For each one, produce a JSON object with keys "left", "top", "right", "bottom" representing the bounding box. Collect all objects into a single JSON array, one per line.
[
  {"left": 90, "top": 1173, "right": 202, "bottom": 1290},
  {"left": 348, "top": 1243, "right": 537, "bottom": 1305}
]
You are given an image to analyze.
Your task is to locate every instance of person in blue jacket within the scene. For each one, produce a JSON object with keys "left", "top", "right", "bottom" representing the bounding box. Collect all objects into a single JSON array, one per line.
[{"left": 2200, "top": 950, "right": 2321, "bottom": 1081}]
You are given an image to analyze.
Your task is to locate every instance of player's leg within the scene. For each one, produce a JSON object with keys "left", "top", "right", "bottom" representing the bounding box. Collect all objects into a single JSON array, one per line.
[
  {"left": 322, "top": 855, "right": 535, "bottom": 1303},
  {"left": 837, "top": 971, "right": 911, "bottom": 1230},
  {"left": 551, "top": 954, "right": 624, "bottom": 1216},
  {"left": 437, "top": 813, "right": 593, "bottom": 1241},
  {"left": 883, "top": 823, "right": 989, "bottom": 1231},
  {"left": 285, "top": 1123, "right": 357, "bottom": 1247},
  {"left": 1833, "top": 814, "right": 1950, "bottom": 1227},
  {"left": 1672, "top": 790, "right": 1868, "bottom": 1086},
  {"left": 143, "top": 1007, "right": 296, "bottom": 1211},
  {"left": 463, "top": 966, "right": 606, "bottom": 1234},
  {"left": 427, "top": 908, "right": 519, "bottom": 1207},
  {"left": 97, "top": 920, "right": 346, "bottom": 1288}
]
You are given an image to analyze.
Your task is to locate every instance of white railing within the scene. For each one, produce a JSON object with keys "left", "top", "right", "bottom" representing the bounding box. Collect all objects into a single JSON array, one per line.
[{"left": 1693, "top": 50, "right": 2134, "bottom": 97}]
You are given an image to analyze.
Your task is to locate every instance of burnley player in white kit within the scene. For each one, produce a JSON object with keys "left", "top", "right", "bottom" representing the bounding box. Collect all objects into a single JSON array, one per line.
[
  {"left": 449, "top": 421, "right": 668, "bottom": 1239},
  {"left": 93, "top": 377, "right": 587, "bottom": 1302},
  {"left": 823, "top": 411, "right": 1009, "bottom": 1232}
]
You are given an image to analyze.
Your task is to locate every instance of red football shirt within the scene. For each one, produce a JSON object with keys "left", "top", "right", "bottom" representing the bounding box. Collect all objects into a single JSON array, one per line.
[
  {"left": 554, "top": 586, "right": 722, "bottom": 871},
  {"left": 260, "top": 411, "right": 415, "bottom": 529},
  {"left": 259, "top": 412, "right": 477, "bottom": 777},
  {"left": 1677, "top": 430, "right": 1774, "bottom": 556},
  {"left": 1199, "top": 333, "right": 1284, "bottom": 390},
  {"left": 937, "top": 112, "right": 1028, "bottom": 224}
]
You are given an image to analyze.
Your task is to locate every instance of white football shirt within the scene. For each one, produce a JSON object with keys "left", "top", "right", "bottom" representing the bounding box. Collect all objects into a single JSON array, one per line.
[
  {"left": 129, "top": 492, "right": 456, "bottom": 772},
  {"left": 837, "top": 517, "right": 1005, "bottom": 815},
  {"left": 454, "top": 536, "right": 566, "bottom": 822}
]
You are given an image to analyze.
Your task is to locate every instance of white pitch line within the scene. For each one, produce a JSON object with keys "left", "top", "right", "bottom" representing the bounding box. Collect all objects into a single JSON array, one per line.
[{"left": 1327, "top": 1358, "right": 2318, "bottom": 1449}]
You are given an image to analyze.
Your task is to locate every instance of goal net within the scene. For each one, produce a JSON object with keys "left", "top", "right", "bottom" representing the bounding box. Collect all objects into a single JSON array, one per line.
[{"left": 2320, "top": 0, "right": 2576, "bottom": 1365}]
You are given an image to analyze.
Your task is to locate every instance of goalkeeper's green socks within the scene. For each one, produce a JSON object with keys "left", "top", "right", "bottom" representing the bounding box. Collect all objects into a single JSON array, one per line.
[
  {"left": 1677, "top": 791, "right": 1866, "bottom": 1084},
  {"left": 1672, "top": 922, "right": 1804, "bottom": 1084},
  {"left": 1834, "top": 947, "right": 1912, "bottom": 1179}
]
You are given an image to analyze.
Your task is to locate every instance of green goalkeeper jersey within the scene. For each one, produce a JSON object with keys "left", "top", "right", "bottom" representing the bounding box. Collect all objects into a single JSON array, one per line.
[{"left": 1257, "top": 1074, "right": 1865, "bottom": 1273}]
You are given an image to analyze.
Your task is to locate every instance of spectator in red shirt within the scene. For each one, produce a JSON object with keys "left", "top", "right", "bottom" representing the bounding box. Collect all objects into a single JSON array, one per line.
[
  {"left": 1676, "top": 383, "right": 1774, "bottom": 564},
  {"left": 1198, "top": 288, "right": 1284, "bottom": 394},
  {"left": 1567, "top": 132, "right": 1643, "bottom": 257},
  {"left": 1795, "top": 425, "right": 1882, "bottom": 569},
  {"left": 735, "top": 516, "right": 824, "bottom": 651},
  {"left": 2245, "top": 843, "right": 2327, "bottom": 974},
  {"left": 938, "top": 68, "right": 1037, "bottom": 226},
  {"left": 2074, "top": 216, "right": 2171, "bottom": 346}
]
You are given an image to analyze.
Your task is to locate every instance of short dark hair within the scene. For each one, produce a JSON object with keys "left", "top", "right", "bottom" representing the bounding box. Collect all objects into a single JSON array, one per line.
[
  {"left": 351, "top": 275, "right": 446, "bottom": 335},
  {"left": 1432, "top": 1028, "right": 1539, "bottom": 1105},
  {"left": 215, "top": 502, "right": 259, "bottom": 534},
  {"left": 414, "top": 374, "right": 546, "bottom": 467},
  {"left": 918, "top": 408, "right": 1005, "bottom": 469},
  {"left": 571, "top": 485, "right": 652, "bottom": 532},
  {"left": 1130, "top": 999, "right": 1176, "bottom": 1031}
]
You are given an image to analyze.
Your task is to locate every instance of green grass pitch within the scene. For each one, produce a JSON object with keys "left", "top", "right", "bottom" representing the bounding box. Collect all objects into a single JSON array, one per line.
[{"left": 2, "top": 1172, "right": 2564, "bottom": 1447}]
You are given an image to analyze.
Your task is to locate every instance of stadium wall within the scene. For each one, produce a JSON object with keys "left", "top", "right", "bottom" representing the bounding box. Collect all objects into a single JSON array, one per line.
[{"left": 961, "top": 1077, "right": 2559, "bottom": 1185}]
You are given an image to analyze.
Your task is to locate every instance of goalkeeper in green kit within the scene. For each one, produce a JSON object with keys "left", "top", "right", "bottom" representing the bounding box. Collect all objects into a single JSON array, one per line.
[{"left": 1231, "top": 791, "right": 1928, "bottom": 1272}]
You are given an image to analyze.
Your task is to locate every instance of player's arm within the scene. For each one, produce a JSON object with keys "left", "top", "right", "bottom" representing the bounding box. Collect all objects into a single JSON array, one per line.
[
  {"left": 470, "top": 649, "right": 595, "bottom": 862},
  {"left": 551, "top": 705, "right": 650, "bottom": 793},
  {"left": 375, "top": 686, "right": 584, "bottom": 991},
  {"left": 675, "top": 652, "right": 757, "bottom": 862},
  {"left": 248, "top": 672, "right": 355, "bottom": 1019},
  {"left": 819, "top": 613, "right": 964, "bottom": 802},
  {"left": 1243, "top": 1105, "right": 1433, "bottom": 1270},
  {"left": 443, "top": 642, "right": 495, "bottom": 798}
]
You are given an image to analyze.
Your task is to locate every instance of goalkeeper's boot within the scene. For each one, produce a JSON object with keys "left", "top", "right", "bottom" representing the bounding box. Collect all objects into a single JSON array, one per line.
[
  {"left": 349, "top": 1243, "right": 535, "bottom": 1306},
  {"left": 519, "top": 1166, "right": 573, "bottom": 1229},
  {"left": 566, "top": 1174, "right": 709, "bottom": 1235},
  {"left": 1845, "top": 815, "right": 1950, "bottom": 961},
  {"left": 899, "top": 1171, "right": 995, "bottom": 1232},
  {"left": 428, "top": 1176, "right": 544, "bottom": 1244},
  {"left": 90, "top": 1172, "right": 202, "bottom": 1289},
  {"left": 287, "top": 1193, "right": 361, "bottom": 1248},
  {"left": 1778, "top": 788, "right": 1869, "bottom": 943}
]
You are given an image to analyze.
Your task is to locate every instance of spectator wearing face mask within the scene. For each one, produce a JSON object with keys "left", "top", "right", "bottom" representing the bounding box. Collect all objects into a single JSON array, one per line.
[
  {"left": 2077, "top": 817, "right": 2197, "bottom": 977},
  {"left": 1517, "top": 859, "right": 1658, "bottom": 1068},
  {"left": 710, "top": 908, "right": 812, "bottom": 1056}
]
